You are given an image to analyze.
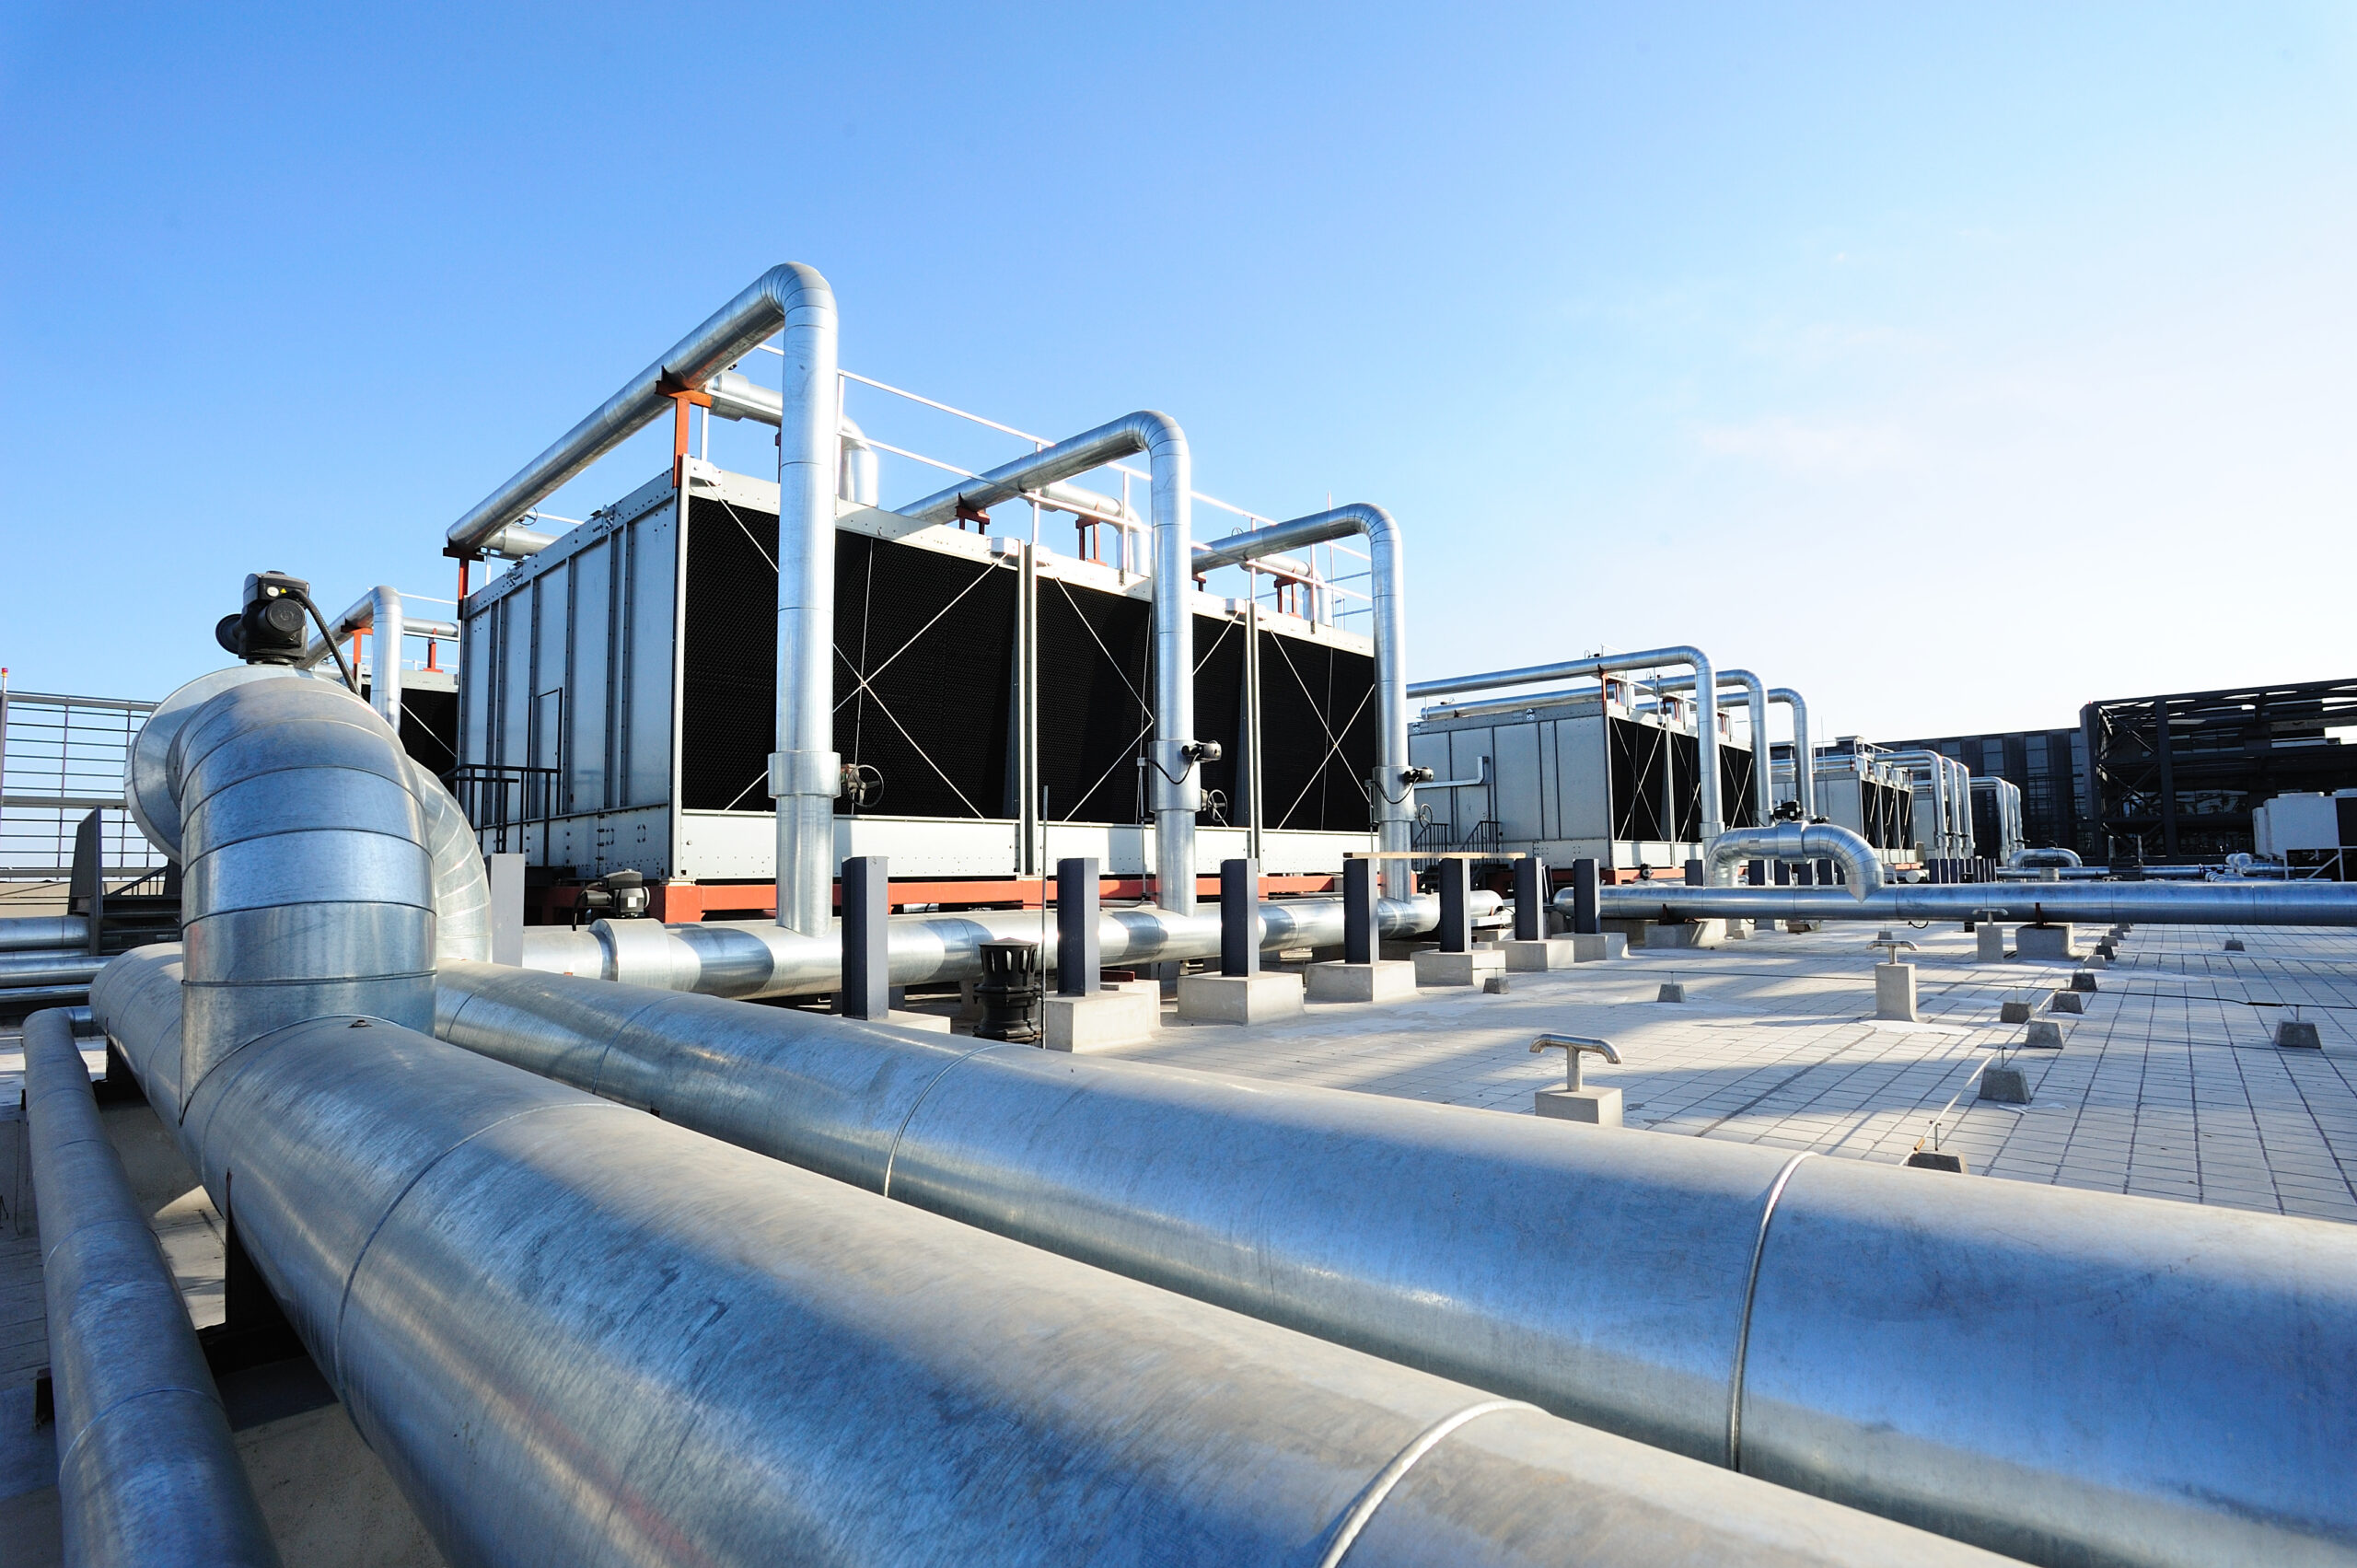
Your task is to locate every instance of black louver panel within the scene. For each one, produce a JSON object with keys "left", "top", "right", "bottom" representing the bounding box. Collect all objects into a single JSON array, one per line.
[
  {"left": 1257, "top": 630, "right": 1376, "bottom": 833},
  {"left": 1036, "top": 577, "right": 1152, "bottom": 825},
  {"left": 1608, "top": 717, "right": 1663, "bottom": 842}
]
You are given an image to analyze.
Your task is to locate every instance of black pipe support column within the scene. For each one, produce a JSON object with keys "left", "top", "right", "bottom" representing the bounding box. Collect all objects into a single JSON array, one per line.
[
  {"left": 1683, "top": 860, "right": 1704, "bottom": 887},
  {"left": 1343, "top": 859, "right": 1376, "bottom": 965},
  {"left": 1221, "top": 858, "right": 1260, "bottom": 977},
  {"left": 1571, "top": 857, "right": 1601, "bottom": 935},
  {"left": 1747, "top": 860, "right": 1767, "bottom": 887},
  {"left": 1513, "top": 857, "right": 1546, "bottom": 942},
  {"left": 842, "top": 855, "right": 888, "bottom": 1020},
  {"left": 1057, "top": 857, "right": 1099, "bottom": 996},
  {"left": 1438, "top": 859, "right": 1473, "bottom": 953}
]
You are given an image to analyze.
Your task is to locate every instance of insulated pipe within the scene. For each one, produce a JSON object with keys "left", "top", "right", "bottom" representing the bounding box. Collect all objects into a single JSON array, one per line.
[
  {"left": 2010, "top": 847, "right": 2084, "bottom": 869},
  {"left": 1702, "top": 823, "right": 1881, "bottom": 898},
  {"left": 1411, "top": 645, "right": 1722, "bottom": 843},
  {"left": 294, "top": 587, "right": 457, "bottom": 732},
  {"left": 0, "top": 952, "right": 105, "bottom": 987},
  {"left": 1578, "top": 879, "right": 2357, "bottom": 926},
  {"left": 900, "top": 412, "right": 1201, "bottom": 911},
  {"left": 1650, "top": 668, "right": 1771, "bottom": 828},
  {"left": 837, "top": 414, "right": 878, "bottom": 506},
  {"left": 1769, "top": 687, "right": 1816, "bottom": 819},
  {"left": 93, "top": 958, "right": 1999, "bottom": 1568},
  {"left": 480, "top": 521, "right": 557, "bottom": 559},
  {"left": 434, "top": 264, "right": 841, "bottom": 935},
  {"left": 431, "top": 959, "right": 2357, "bottom": 1568},
  {"left": 708, "top": 373, "right": 889, "bottom": 509},
  {"left": 122, "top": 668, "right": 492, "bottom": 1107},
  {"left": 1197, "top": 505, "right": 1413, "bottom": 898},
  {"left": 528, "top": 892, "right": 1465, "bottom": 998},
  {"left": 0, "top": 915, "right": 87, "bottom": 951},
  {"left": 23, "top": 1008, "right": 282, "bottom": 1568},
  {"left": 1879, "top": 751, "right": 1957, "bottom": 861}
]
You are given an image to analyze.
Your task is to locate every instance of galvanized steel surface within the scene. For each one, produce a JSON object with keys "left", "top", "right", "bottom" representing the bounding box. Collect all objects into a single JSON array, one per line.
[
  {"left": 1703, "top": 822, "right": 1883, "bottom": 897},
  {"left": 1769, "top": 686, "right": 1816, "bottom": 819},
  {"left": 0, "top": 914, "right": 88, "bottom": 951},
  {"left": 1582, "top": 880, "right": 2357, "bottom": 926},
  {"left": 23, "top": 1007, "right": 282, "bottom": 1568},
  {"left": 433, "top": 960, "right": 2357, "bottom": 1568},
  {"left": 96, "top": 957, "right": 2003, "bottom": 1568}
]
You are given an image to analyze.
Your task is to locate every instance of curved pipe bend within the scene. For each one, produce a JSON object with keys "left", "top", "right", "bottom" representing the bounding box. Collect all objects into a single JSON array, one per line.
[
  {"left": 1704, "top": 822, "right": 1882, "bottom": 899},
  {"left": 1198, "top": 505, "right": 1412, "bottom": 899},
  {"left": 2009, "top": 847, "right": 2084, "bottom": 869}
]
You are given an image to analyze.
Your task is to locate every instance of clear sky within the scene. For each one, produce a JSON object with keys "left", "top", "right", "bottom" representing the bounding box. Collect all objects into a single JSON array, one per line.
[{"left": 4, "top": 4, "right": 2351, "bottom": 745}]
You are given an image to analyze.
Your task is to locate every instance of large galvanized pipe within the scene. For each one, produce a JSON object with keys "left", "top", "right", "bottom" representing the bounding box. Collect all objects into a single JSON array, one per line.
[
  {"left": 524, "top": 893, "right": 1462, "bottom": 998},
  {"left": 1648, "top": 668, "right": 1772, "bottom": 827},
  {"left": 1769, "top": 686, "right": 1816, "bottom": 819},
  {"left": 0, "top": 914, "right": 88, "bottom": 951},
  {"left": 95, "top": 953, "right": 2003, "bottom": 1568},
  {"left": 121, "top": 668, "right": 490, "bottom": 1108},
  {"left": 1197, "top": 505, "right": 1413, "bottom": 898},
  {"left": 432, "top": 959, "right": 2357, "bottom": 1568},
  {"left": 900, "top": 412, "right": 1201, "bottom": 912},
  {"left": 1411, "top": 645, "right": 1723, "bottom": 843},
  {"left": 293, "top": 587, "right": 456, "bottom": 732},
  {"left": 2010, "top": 846, "right": 2084, "bottom": 869},
  {"left": 1702, "top": 823, "right": 1881, "bottom": 896},
  {"left": 1579, "top": 878, "right": 2357, "bottom": 926},
  {"left": 23, "top": 1007, "right": 282, "bottom": 1568}
]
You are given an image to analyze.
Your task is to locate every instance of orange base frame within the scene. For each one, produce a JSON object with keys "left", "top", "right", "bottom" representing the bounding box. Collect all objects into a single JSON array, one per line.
[{"left": 633, "top": 873, "right": 1341, "bottom": 924}]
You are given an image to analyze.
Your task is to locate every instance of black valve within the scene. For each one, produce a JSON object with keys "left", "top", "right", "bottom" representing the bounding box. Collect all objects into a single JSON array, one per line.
[
  {"left": 215, "top": 571, "right": 313, "bottom": 665},
  {"left": 574, "top": 868, "right": 652, "bottom": 926}
]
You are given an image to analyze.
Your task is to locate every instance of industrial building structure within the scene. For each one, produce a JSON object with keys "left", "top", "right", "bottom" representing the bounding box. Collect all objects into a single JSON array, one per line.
[{"left": 2, "top": 261, "right": 2352, "bottom": 1568}]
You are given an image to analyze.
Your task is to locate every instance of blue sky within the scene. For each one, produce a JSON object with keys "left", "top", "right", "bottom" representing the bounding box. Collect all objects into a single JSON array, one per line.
[{"left": 3, "top": 3, "right": 2351, "bottom": 744}]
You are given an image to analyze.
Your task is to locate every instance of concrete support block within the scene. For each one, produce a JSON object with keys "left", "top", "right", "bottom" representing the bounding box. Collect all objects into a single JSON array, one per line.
[
  {"left": 2084, "top": 953, "right": 2109, "bottom": 970},
  {"left": 1570, "top": 933, "right": 1627, "bottom": 962},
  {"left": 1656, "top": 981, "right": 1687, "bottom": 1003},
  {"left": 1906, "top": 1150, "right": 1969, "bottom": 1173},
  {"left": 2014, "top": 923, "right": 2076, "bottom": 959},
  {"left": 2070, "top": 970, "right": 2100, "bottom": 993},
  {"left": 1977, "top": 924, "right": 2007, "bottom": 962},
  {"left": 2224, "top": 937, "right": 2246, "bottom": 953},
  {"left": 1177, "top": 971, "right": 1305, "bottom": 1024},
  {"left": 1999, "top": 998, "right": 2040, "bottom": 1024},
  {"left": 1412, "top": 948, "right": 1505, "bottom": 988},
  {"left": 881, "top": 1009, "right": 955, "bottom": 1035},
  {"left": 1644, "top": 920, "right": 1724, "bottom": 949},
  {"left": 2277, "top": 1018, "right": 2323, "bottom": 1049},
  {"left": 1979, "top": 1064, "right": 2030, "bottom": 1104},
  {"left": 1875, "top": 962, "right": 1919, "bottom": 1022},
  {"left": 2024, "top": 1019, "right": 2066, "bottom": 1049},
  {"left": 1305, "top": 959, "right": 1418, "bottom": 1004},
  {"left": 1503, "top": 937, "right": 1581, "bottom": 971},
  {"left": 2050, "top": 991, "right": 2086, "bottom": 1014},
  {"left": 1042, "top": 988, "right": 1158, "bottom": 1051},
  {"left": 1535, "top": 1086, "right": 1623, "bottom": 1126}
]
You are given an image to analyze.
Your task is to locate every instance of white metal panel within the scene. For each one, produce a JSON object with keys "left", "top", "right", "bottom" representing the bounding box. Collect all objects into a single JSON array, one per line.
[
  {"left": 1492, "top": 722, "right": 1541, "bottom": 843},
  {"left": 571, "top": 538, "right": 613, "bottom": 813},
  {"left": 1554, "top": 714, "right": 1613, "bottom": 842},
  {"left": 622, "top": 507, "right": 675, "bottom": 808}
]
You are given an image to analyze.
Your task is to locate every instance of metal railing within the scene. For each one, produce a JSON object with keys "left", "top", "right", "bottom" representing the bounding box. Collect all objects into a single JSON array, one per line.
[
  {"left": 0, "top": 683, "right": 166, "bottom": 882},
  {"left": 721, "top": 345, "right": 1374, "bottom": 630},
  {"left": 448, "top": 764, "right": 561, "bottom": 856}
]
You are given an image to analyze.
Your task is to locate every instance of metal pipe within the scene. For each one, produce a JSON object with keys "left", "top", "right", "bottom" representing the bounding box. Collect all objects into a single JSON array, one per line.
[
  {"left": 1578, "top": 878, "right": 2357, "bottom": 926},
  {"left": 0, "top": 952, "right": 105, "bottom": 987},
  {"left": 122, "top": 668, "right": 491, "bottom": 1109},
  {"left": 1702, "top": 823, "right": 1881, "bottom": 898},
  {"left": 1650, "top": 668, "right": 1772, "bottom": 827},
  {"left": 1768, "top": 687, "right": 1816, "bottom": 819},
  {"left": 432, "top": 958, "right": 2357, "bottom": 1568},
  {"left": 1411, "top": 645, "right": 1722, "bottom": 843},
  {"left": 293, "top": 587, "right": 457, "bottom": 731},
  {"left": 95, "top": 951, "right": 1994, "bottom": 1568},
  {"left": 1198, "top": 506, "right": 1413, "bottom": 898},
  {"left": 2010, "top": 847, "right": 2084, "bottom": 869},
  {"left": 837, "top": 414, "right": 879, "bottom": 506},
  {"left": 481, "top": 521, "right": 558, "bottom": 559},
  {"left": 0, "top": 914, "right": 87, "bottom": 951},
  {"left": 532, "top": 892, "right": 1465, "bottom": 999},
  {"left": 1879, "top": 751, "right": 1959, "bottom": 861},
  {"left": 24, "top": 1007, "right": 282, "bottom": 1568},
  {"left": 900, "top": 412, "right": 1201, "bottom": 912}
]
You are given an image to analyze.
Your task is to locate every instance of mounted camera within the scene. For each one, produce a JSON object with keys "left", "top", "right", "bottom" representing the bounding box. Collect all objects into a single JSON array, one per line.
[{"left": 215, "top": 572, "right": 314, "bottom": 666}]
